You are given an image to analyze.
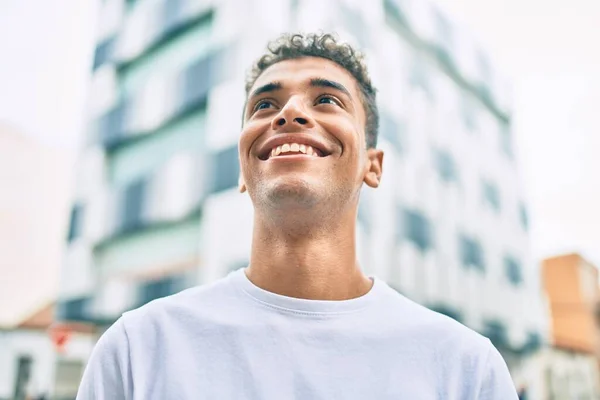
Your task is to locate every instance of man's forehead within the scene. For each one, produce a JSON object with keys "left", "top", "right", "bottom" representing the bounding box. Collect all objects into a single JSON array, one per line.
[{"left": 250, "top": 57, "right": 360, "bottom": 96}]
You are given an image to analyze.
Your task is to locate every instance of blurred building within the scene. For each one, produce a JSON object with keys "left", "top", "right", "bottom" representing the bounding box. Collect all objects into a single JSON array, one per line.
[
  {"left": 0, "top": 123, "right": 73, "bottom": 327},
  {"left": 536, "top": 253, "right": 600, "bottom": 399},
  {"left": 0, "top": 302, "right": 93, "bottom": 400},
  {"left": 57, "top": 0, "right": 547, "bottom": 392},
  {"left": 0, "top": 124, "right": 90, "bottom": 399}
]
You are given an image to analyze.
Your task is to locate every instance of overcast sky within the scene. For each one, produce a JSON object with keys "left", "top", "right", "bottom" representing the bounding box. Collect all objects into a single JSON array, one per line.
[
  {"left": 0, "top": 0, "right": 598, "bottom": 267},
  {"left": 433, "top": 0, "right": 600, "bottom": 267}
]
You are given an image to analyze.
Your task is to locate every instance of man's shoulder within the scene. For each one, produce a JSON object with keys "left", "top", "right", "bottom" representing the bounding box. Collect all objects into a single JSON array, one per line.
[
  {"left": 381, "top": 287, "right": 492, "bottom": 352},
  {"left": 379, "top": 289, "right": 515, "bottom": 397},
  {"left": 120, "top": 273, "right": 236, "bottom": 332}
]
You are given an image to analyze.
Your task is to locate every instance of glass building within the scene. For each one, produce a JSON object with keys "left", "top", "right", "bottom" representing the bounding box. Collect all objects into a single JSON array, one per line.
[{"left": 57, "top": 0, "right": 548, "bottom": 392}]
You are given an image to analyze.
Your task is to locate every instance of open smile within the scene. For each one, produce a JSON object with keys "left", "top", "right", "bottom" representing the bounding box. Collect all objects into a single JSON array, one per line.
[{"left": 258, "top": 138, "right": 332, "bottom": 161}]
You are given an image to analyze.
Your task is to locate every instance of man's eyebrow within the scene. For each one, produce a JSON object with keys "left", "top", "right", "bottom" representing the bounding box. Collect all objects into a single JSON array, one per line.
[
  {"left": 310, "top": 78, "right": 351, "bottom": 97},
  {"left": 249, "top": 82, "right": 282, "bottom": 99}
]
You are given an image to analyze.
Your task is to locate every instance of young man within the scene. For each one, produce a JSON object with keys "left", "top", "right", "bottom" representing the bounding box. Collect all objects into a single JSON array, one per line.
[{"left": 77, "top": 33, "right": 518, "bottom": 399}]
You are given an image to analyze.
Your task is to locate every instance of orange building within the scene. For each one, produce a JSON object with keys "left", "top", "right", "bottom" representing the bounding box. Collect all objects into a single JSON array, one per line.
[{"left": 542, "top": 253, "right": 600, "bottom": 354}]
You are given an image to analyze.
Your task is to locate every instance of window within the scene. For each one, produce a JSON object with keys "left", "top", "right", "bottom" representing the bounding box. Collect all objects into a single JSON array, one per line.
[
  {"left": 521, "top": 331, "right": 542, "bottom": 354},
  {"left": 504, "top": 255, "right": 523, "bottom": 285},
  {"left": 137, "top": 275, "right": 183, "bottom": 307},
  {"left": 119, "top": 11, "right": 213, "bottom": 95},
  {"left": 209, "top": 145, "right": 239, "bottom": 194},
  {"left": 433, "top": 9, "right": 453, "bottom": 65},
  {"left": 93, "top": 37, "right": 115, "bottom": 70},
  {"left": 100, "top": 50, "right": 214, "bottom": 150},
  {"left": 57, "top": 297, "right": 91, "bottom": 322},
  {"left": 13, "top": 355, "right": 33, "bottom": 400},
  {"left": 97, "top": 104, "right": 126, "bottom": 149},
  {"left": 482, "top": 319, "right": 509, "bottom": 349},
  {"left": 434, "top": 149, "right": 457, "bottom": 183},
  {"left": 409, "top": 56, "right": 432, "bottom": 100},
  {"left": 380, "top": 113, "right": 403, "bottom": 153},
  {"left": 477, "top": 50, "right": 492, "bottom": 83},
  {"left": 482, "top": 180, "right": 501, "bottom": 212},
  {"left": 109, "top": 109, "right": 206, "bottom": 186},
  {"left": 401, "top": 209, "right": 433, "bottom": 252},
  {"left": 67, "top": 204, "right": 85, "bottom": 242},
  {"left": 476, "top": 50, "right": 493, "bottom": 102},
  {"left": 461, "top": 94, "right": 478, "bottom": 131},
  {"left": 290, "top": 0, "right": 300, "bottom": 12},
  {"left": 499, "top": 122, "right": 514, "bottom": 158},
  {"left": 383, "top": 0, "right": 409, "bottom": 27},
  {"left": 121, "top": 178, "right": 146, "bottom": 233},
  {"left": 99, "top": 46, "right": 231, "bottom": 151},
  {"left": 519, "top": 203, "right": 529, "bottom": 230},
  {"left": 459, "top": 234, "right": 485, "bottom": 271},
  {"left": 180, "top": 53, "right": 212, "bottom": 111}
]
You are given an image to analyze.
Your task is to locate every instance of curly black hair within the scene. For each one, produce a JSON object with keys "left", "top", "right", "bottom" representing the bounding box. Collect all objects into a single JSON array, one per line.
[{"left": 245, "top": 33, "right": 379, "bottom": 149}]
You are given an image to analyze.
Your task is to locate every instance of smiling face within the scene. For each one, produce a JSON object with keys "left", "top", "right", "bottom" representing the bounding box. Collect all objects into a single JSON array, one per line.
[{"left": 239, "top": 56, "right": 383, "bottom": 216}]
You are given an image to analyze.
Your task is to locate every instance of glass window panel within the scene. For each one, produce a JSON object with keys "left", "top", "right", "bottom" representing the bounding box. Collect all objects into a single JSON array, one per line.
[{"left": 109, "top": 109, "right": 206, "bottom": 187}]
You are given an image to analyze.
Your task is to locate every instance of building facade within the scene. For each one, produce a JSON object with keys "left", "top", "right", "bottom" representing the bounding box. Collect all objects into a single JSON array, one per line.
[
  {"left": 0, "top": 303, "right": 93, "bottom": 400},
  {"left": 0, "top": 123, "right": 73, "bottom": 327},
  {"left": 0, "top": 125, "right": 87, "bottom": 400},
  {"left": 57, "top": 0, "right": 547, "bottom": 390},
  {"left": 540, "top": 253, "right": 600, "bottom": 399}
]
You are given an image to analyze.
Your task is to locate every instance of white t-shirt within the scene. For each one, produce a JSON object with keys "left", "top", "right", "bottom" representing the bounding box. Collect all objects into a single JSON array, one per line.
[{"left": 77, "top": 268, "right": 518, "bottom": 399}]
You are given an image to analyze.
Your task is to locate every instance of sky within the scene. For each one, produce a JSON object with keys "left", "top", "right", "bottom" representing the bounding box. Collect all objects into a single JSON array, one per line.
[
  {"left": 0, "top": 0, "right": 98, "bottom": 150},
  {"left": 0, "top": 0, "right": 598, "bottom": 269},
  {"left": 432, "top": 0, "right": 600, "bottom": 266}
]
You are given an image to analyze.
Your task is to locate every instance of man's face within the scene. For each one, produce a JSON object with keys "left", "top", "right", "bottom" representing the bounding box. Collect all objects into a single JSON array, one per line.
[{"left": 239, "top": 56, "right": 381, "bottom": 212}]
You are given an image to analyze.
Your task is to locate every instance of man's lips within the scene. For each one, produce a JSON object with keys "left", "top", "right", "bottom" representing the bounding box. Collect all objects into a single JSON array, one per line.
[
  {"left": 265, "top": 152, "right": 324, "bottom": 162},
  {"left": 257, "top": 134, "right": 332, "bottom": 160}
]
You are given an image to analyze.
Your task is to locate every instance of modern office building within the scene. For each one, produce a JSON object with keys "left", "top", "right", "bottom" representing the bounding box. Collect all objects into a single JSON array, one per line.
[{"left": 57, "top": 0, "right": 548, "bottom": 390}]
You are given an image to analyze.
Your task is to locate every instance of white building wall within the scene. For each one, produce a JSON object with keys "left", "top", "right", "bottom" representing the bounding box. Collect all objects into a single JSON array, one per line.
[{"left": 0, "top": 329, "right": 93, "bottom": 399}]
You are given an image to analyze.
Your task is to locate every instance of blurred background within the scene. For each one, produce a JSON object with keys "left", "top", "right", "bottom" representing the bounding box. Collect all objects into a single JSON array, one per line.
[{"left": 0, "top": 0, "right": 598, "bottom": 399}]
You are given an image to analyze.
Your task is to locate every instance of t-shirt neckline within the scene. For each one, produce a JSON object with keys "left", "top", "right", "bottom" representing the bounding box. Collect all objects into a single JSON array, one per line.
[{"left": 230, "top": 267, "right": 383, "bottom": 315}]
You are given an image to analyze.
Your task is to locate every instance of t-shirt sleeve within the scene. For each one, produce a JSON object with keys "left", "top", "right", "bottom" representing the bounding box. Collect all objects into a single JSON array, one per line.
[
  {"left": 477, "top": 340, "right": 519, "bottom": 400},
  {"left": 76, "top": 318, "right": 133, "bottom": 400}
]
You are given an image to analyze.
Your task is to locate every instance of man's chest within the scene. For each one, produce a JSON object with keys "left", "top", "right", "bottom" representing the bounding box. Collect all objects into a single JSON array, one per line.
[{"left": 128, "top": 333, "right": 456, "bottom": 400}]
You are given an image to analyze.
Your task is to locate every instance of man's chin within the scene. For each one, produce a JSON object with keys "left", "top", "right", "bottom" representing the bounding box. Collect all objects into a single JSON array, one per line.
[{"left": 261, "top": 181, "right": 322, "bottom": 210}]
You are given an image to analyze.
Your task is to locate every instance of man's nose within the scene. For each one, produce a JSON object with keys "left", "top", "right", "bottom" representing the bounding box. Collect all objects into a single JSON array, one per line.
[{"left": 271, "top": 96, "right": 315, "bottom": 130}]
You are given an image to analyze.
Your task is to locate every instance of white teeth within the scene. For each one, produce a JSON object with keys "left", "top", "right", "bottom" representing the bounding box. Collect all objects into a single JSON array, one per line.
[{"left": 268, "top": 143, "right": 323, "bottom": 158}]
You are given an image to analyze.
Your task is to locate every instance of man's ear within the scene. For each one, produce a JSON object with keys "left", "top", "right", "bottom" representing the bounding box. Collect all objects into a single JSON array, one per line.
[
  {"left": 238, "top": 174, "right": 247, "bottom": 193},
  {"left": 363, "top": 148, "right": 384, "bottom": 188}
]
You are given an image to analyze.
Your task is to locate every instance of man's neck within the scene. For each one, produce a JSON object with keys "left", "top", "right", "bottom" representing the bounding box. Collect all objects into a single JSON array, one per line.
[{"left": 245, "top": 209, "right": 373, "bottom": 301}]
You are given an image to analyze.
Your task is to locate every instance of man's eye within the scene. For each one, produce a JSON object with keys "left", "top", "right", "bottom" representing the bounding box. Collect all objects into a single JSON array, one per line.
[
  {"left": 316, "top": 96, "right": 338, "bottom": 106},
  {"left": 254, "top": 101, "right": 273, "bottom": 111}
]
